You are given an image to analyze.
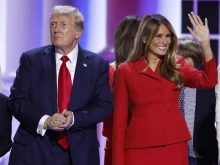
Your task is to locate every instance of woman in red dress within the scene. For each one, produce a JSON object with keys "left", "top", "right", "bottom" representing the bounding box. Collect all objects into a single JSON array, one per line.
[
  {"left": 102, "top": 15, "right": 142, "bottom": 165},
  {"left": 113, "top": 13, "right": 217, "bottom": 165}
]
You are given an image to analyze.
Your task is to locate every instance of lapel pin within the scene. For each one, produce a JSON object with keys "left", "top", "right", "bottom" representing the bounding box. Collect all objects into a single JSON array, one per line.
[{"left": 83, "top": 63, "right": 87, "bottom": 67}]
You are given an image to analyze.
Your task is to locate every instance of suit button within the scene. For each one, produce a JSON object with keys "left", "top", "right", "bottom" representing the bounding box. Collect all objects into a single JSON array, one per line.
[
  {"left": 145, "top": 104, "right": 149, "bottom": 108},
  {"left": 144, "top": 93, "right": 147, "bottom": 97}
]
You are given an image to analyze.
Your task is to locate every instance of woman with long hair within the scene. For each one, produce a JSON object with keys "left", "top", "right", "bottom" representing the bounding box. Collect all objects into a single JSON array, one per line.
[
  {"left": 113, "top": 13, "right": 217, "bottom": 165},
  {"left": 102, "top": 15, "right": 142, "bottom": 165}
]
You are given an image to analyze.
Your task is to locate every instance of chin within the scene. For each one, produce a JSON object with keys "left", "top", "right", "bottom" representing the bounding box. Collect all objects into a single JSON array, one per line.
[
  {"left": 52, "top": 42, "right": 63, "bottom": 47},
  {"left": 157, "top": 53, "right": 166, "bottom": 56}
]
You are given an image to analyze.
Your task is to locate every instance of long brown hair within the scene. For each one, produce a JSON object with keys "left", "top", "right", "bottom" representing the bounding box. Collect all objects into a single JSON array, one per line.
[
  {"left": 128, "top": 14, "right": 183, "bottom": 89},
  {"left": 114, "top": 15, "right": 142, "bottom": 69}
]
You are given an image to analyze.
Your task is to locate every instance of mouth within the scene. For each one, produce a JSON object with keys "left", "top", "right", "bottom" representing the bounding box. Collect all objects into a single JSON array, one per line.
[
  {"left": 53, "top": 36, "right": 63, "bottom": 39},
  {"left": 157, "top": 46, "right": 167, "bottom": 50}
]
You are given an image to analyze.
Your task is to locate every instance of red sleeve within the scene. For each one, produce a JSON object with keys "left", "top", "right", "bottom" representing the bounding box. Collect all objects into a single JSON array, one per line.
[
  {"left": 109, "top": 65, "right": 115, "bottom": 88},
  {"left": 113, "top": 65, "right": 128, "bottom": 165},
  {"left": 177, "top": 55, "right": 218, "bottom": 88},
  {"left": 102, "top": 65, "right": 115, "bottom": 138}
]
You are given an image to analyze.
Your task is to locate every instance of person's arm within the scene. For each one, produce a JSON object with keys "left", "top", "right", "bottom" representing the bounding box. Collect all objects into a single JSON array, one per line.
[
  {"left": 0, "top": 94, "right": 12, "bottom": 157},
  {"left": 177, "top": 13, "right": 217, "bottom": 88},
  {"left": 8, "top": 53, "right": 45, "bottom": 132},
  {"left": 215, "top": 66, "right": 220, "bottom": 162},
  {"left": 113, "top": 65, "right": 129, "bottom": 165},
  {"left": 102, "top": 65, "right": 115, "bottom": 137},
  {"left": 67, "top": 59, "right": 113, "bottom": 131},
  {"left": 178, "top": 55, "right": 217, "bottom": 88}
]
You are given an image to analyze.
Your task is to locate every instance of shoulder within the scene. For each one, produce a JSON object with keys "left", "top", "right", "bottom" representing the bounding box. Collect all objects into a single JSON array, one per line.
[
  {"left": 25, "top": 45, "right": 53, "bottom": 55},
  {"left": 21, "top": 45, "right": 54, "bottom": 60},
  {"left": 118, "top": 61, "right": 132, "bottom": 71},
  {"left": 79, "top": 46, "right": 107, "bottom": 63},
  {"left": 117, "top": 62, "right": 134, "bottom": 75}
]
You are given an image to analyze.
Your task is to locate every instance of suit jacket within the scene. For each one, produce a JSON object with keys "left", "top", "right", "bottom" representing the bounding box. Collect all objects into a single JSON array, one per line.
[
  {"left": 8, "top": 45, "right": 113, "bottom": 165},
  {"left": 0, "top": 93, "right": 12, "bottom": 157},
  {"left": 113, "top": 56, "right": 217, "bottom": 165},
  {"left": 193, "top": 87, "right": 218, "bottom": 164}
]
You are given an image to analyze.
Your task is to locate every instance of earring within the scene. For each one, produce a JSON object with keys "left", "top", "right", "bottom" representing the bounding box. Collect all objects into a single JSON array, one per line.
[{"left": 143, "top": 40, "right": 146, "bottom": 43}]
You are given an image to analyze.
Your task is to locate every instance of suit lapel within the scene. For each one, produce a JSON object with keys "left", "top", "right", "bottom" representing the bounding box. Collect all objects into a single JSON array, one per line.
[
  {"left": 68, "top": 46, "right": 89, "bottom": 111},
  {"left": 133, "top": 57, "right": 161, "bottom": 80},
  {"left": 41, "top": 46, "right": 58, "bottom": 114}
]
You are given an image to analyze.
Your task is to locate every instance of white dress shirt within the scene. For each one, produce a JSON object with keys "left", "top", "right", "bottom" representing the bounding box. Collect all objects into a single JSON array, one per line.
[
  {"left": 215, "top": 65, "right": 220, "bottom": 163},
  {"left": 36, "top": 45, "right": 79, "bottom": 135}
]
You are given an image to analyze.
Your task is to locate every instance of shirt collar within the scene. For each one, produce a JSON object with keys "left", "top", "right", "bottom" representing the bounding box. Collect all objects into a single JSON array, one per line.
[{"left": 55, "top": 44, "right": 79, "bottom": 63}]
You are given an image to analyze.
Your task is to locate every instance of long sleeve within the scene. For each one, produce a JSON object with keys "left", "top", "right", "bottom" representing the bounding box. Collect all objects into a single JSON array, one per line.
[
  {"left": 113, "top": 65, "right": 128, "bottom": 165},
  {"left": 215, "top": 65, "right": 220, "bottom": 162},
  {"left": 8, "top": 53, "right": 45, "bottom": 131},
  {"left": 177, "top": 55, "right": 217, "bottom": 88},
  {"left": 102, "top": 65, "right": 115, "bottom": 138}
]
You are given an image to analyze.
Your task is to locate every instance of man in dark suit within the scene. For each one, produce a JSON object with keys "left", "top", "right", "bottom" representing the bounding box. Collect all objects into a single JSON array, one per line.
[
  {"left": 8, "top": 5, "right": 113, "bottom": 165},
  {"left": 178, "top": 37, "right": 218, "bottom": 165},
  {"left": 0, "top": 93, "right": 12, "bottom": 157}
]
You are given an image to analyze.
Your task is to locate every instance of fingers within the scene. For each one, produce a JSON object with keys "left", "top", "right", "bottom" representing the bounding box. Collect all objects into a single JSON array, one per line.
[
  {"left": 47, "top": 113, "right": 66, "bottom": 131},
  {"left": 187, "top": 26, "right": 194, "bottom": 37},
  {"left": 59, "top": 112, "right": 73, "bottom": 129},
  {"left": 188, "top": 12, "right": 197, "bottom": 27},
  {"left": 46, "top": 110, "right": 73, "bottom": 131},
  {"left": 188, "top": 12, "right": 207, "bottom": 27},
  {"left": 63, "top": 111, "right": 72, "bottom": 117},
  {"left": 61, "top": 109, "right": 67, "bottom": 116}
]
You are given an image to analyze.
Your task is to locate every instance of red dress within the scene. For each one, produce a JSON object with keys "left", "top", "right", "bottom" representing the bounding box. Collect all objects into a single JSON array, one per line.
[
  {"left": 103, "top": 65, "right": 115, "bottom": 165},
  {"left": 113, "top": 56, "right": 217, "bottom": 165}
]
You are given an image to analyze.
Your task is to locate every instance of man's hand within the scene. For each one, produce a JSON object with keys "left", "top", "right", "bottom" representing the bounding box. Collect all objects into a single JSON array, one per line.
[
  {"left": 43, "top": 113, "right": 66, "bottom": 131},
  {"left": 59, "top": 110, "right": 73, "bottom": 129}
]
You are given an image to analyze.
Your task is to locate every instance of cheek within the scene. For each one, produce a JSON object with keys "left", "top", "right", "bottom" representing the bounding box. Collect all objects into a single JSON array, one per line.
[
  {"left": 50, "top": 29, "right": 54, "bottom": 35},
  {"left": 167, "top": 38, "right": 172, "bottom": 44},
  {"left": 166, "top": 39, "right": 171, "bottom": 47},
  {"left": 65, "top": 30, "right": 75, "bottom": 37}
]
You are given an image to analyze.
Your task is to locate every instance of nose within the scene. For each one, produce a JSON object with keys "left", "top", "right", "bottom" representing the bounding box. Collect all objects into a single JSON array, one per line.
[
  {"left": 161, "top": 36, "right": 167, "bottom": 44},
  {"left": 52, "top": 23, "right": 62, "bottom": 33},
  {"left": 54, "top": 25, "right": 60, "bottom": 32}
]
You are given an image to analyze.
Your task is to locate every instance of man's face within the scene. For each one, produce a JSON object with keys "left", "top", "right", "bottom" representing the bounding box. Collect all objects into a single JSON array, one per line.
[{"left": 50, "top": 14, "right": 82, "bottom": 52}]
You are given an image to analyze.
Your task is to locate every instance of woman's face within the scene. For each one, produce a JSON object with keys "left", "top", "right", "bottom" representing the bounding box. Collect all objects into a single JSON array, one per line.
[{"left": 148, "top": 24, "right": 172, "bottom": 57}]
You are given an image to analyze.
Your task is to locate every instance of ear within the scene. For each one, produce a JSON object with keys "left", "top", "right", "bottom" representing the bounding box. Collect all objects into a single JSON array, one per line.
[
  {"left": 75, "top": 30, "right": 83, "bottom": 40},
  {"left": 142, "top": 36, "right": 147, "bottom": 43},
  {"left": 185, "top": 57, "right": 194, "bottom": 67}
]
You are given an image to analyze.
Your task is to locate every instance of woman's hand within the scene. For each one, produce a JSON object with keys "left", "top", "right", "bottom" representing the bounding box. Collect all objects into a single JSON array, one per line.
[
  {"left": 187, "top": 12, "right": 212, "bottom": 62},
  {"left": 187, "top": 12, "right": 210, "bottom": 43}
]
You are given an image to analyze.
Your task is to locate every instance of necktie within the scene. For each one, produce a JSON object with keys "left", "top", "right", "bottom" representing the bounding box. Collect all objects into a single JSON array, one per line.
[
  {"left": 58, "top": 55, "right": 72, "bottom": 149},
  {"left": 179, "top": 86, "right": 185, "bottom": 117}
]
